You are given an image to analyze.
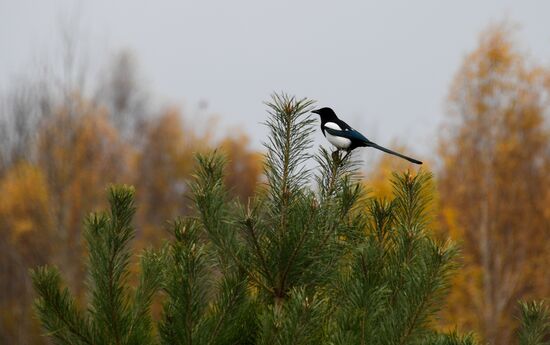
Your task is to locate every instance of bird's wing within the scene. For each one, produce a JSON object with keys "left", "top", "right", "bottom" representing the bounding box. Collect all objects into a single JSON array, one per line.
[
  {"left": 323, "top": 127, "right": 370, "bottom": 144},
  {"left": 336, "top": 118, "right": 353, "bottom": 130}
]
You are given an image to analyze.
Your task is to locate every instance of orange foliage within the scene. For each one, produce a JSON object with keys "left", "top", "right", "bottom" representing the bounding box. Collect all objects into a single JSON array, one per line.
[
  {"left": 219, "top": 133, "right": 263, "bottom": 202},
  {"left": 0, "top": 162, "right": 52, "bottom": 241},
  {"left": 366, "top": 143, "right": 426, "bottom": 200},
  {"left": 34, "top": 102, "right": 133, "bottom": 296},
  {"left": 0, "top": 166, "right": 48, "bottom": 344},
  {"left": 0, "top": 163, "right": 53, "bottom": 344},
  {"left": 135, "top": 109, "right": 199, "bottom": 242}
]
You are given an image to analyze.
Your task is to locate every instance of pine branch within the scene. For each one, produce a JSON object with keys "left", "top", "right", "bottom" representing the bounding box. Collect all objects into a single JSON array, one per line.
[
  {"left": 387, "top": 171, "right": 433, "bottom": 308},
  {"left": 205, "top": 270, "right": 255, "bottom": 345},
  {"left": 330, "top": 170, "right": 464, "bottom": 345},
  {"left": 263, "top": 93, "right": 315, "bottom": 213},
  {"left": 159, "top": 219, "right": 210, "bottom": 345},
  {"left": 277, "top": 203, "right": 314, "bottom": 297},
  {"left": 33, "top": 185, "right": 160, "bottom": 345},
  {"left": 420, "top": 331, "right": 478, "bottom": 345},
  {"left": 160, "top": 218, "right": 254, "bottom": 345},
  {"left": 240, "top": 206, "right": 276, "bottom": 289},
  {"left": 315, "top": 147, "right": 361, "bottom": 202},
  {"left": 366, "top": 199, "right": 395, "bottom": 246},
  {"left": 397, "top": 240, "right": 459, "bottom": 345},
  {"left": 258, "top": 288, "right": 326, "bottom": 345},
  {"left": 391, "top": 171, "right": 433, "bottom": 232},
  {"left": 389, "top": 173, "right": 459, "bottom": 344},
  {"left": 313, "top": 146, "right": 366, "bottom": 250},
  {"left": 127, "top": 249, "right": 165, "bottom": 345},
  {"left": 518, "top": 301, "right": 550, "bottom": 345},
  {"left": 31, "top": 266, "right": 94, "bottom": 345},
  {"left": 191, "top": 152, "right": 274, "bottom": 294},
  {"left": 191, "top": 152, "right": 232, "bottom": 251},
  {"left": 87, "top": 185, "right": 137, "bottom": 345}
]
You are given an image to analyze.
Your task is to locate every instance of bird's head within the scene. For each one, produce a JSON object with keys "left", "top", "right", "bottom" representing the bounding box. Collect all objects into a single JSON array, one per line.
[{"left": 312, "top": 107, "right": 337, "bottom": 121}]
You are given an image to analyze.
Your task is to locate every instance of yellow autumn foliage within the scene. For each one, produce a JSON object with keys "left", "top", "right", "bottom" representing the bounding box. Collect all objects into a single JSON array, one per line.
[
  {"left": 0, "top": 162, "right": 52, "bottom": 242},
  {"left": 438, "top": 24, "right": 550, "bottom": 345}
]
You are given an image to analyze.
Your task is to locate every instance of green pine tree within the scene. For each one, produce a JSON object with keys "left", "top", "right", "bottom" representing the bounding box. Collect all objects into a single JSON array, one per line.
[
  {"left": 518, "top": 301, "right": 550, "bottom": 345},
  {"left": 31, "top": 93, "right": 549, "bottom": 345},
  {"left": 32, "top": 186, "right": 164, "bottom": 345}
]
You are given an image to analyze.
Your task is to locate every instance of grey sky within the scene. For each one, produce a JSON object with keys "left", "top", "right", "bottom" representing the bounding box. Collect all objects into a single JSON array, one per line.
[{"left": 1, "top": 0, "right": 550, "bottom": 163}]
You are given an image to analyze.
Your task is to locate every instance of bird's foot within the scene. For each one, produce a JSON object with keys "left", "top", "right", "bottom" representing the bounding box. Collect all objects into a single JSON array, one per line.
[{"left": 342, "top": 151, "right": 351, "bottom": 161}]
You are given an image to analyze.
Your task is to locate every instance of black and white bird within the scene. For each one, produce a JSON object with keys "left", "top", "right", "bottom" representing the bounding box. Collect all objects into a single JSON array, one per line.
[{"left": 312, "top": 107, "right": 422, "bottom": 165}]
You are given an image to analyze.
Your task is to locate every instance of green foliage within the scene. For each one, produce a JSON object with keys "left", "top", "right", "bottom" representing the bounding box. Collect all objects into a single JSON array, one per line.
[
  {"left": 257, "top": 288, "right": 326, "bottom": 345},
  {"left": 421, "top": 331, "right": 478, "bottom": 345},
  {"left": 263, "top": 93, "right": 316, "bottom": 207},
  {"left": 32, "top": 267, "right": 95, "bottom": 345},
  {"left": 518, "top": 301, "right": 550, "bottom": 345},
  {"left": 32, "top": 185, "right": 163, "bottom": 345},
  {"left": 31, "top": 93, "right": 546, "bottom": 345},
  {"left": 330, "top": 172, "right": 460, "bottom": 345},
  {"left": 159, "top": 218, "right": 253, "bottom": 345}
]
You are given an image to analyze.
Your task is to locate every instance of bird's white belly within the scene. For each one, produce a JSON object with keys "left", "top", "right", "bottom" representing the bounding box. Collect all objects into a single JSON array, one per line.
[{"left": 325, "top": 131, "right": 351, "bottom": 149}]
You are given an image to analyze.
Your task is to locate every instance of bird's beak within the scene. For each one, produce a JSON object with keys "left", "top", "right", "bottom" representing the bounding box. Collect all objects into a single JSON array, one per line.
[{"left": 312, "top": 109, "right": 319, "bottom": 115}]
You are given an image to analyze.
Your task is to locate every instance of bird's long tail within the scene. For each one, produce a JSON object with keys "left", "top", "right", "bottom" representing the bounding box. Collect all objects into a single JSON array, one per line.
[{"left": 366, "top": 142, "right": 422, "bottom": 165}]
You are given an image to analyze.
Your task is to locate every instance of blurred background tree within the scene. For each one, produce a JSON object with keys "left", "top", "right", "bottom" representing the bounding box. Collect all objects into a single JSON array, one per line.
[{"left": 438, "top": 25, "right": 550, "bottom": 345}]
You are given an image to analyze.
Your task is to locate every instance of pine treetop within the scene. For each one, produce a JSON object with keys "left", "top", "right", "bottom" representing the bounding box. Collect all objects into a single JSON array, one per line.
[{"left": 31, "top": 93, "right": 550, "bottom": 345}]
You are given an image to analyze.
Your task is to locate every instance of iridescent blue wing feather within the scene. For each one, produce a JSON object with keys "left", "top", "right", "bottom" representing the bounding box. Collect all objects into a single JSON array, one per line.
[{"left": 323, "top": 127, "right": 371, "bottom": 144}]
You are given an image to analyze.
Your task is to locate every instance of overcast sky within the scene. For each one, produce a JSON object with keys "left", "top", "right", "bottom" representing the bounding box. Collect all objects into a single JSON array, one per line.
[{"left": 1, "top": 0, "right": 550, "bottom": 162}]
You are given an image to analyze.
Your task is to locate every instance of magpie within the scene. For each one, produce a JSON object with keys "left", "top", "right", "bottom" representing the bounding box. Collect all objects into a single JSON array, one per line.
[{"left": 312, "top": 107, "right": 422, "bottom": 165}]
